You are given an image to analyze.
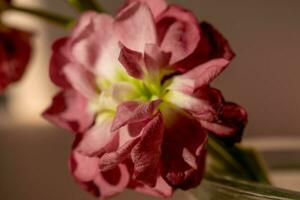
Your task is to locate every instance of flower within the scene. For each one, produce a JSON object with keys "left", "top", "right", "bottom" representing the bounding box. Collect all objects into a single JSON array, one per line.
[
  {"left": 43, "top": 0, "right": 247, "bottom": 199},
  {"left": 0, "top": 27, "right": 32, "bottom": 93}
]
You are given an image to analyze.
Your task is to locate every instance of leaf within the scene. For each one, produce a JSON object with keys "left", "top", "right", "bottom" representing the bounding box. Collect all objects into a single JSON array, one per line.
[
  {"left": 67, "top": 0, "right": 104, "bottom": 12},
  {"left": 191, "top": 175, "right": 300, "bottom": 200},
  {"left": 207, "top": 135, "right": 271, "bottom": 184}
]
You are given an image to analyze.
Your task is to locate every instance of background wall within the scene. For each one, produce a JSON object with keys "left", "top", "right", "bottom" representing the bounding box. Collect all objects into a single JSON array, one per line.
[{"left": 0, "top": 0, "right": 299, "bottom": 200}]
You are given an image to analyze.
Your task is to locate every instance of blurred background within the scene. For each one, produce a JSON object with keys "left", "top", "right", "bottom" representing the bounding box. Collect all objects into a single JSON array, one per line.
[{"left": 0, "top": 0, "right": 299, "bottom": 199}]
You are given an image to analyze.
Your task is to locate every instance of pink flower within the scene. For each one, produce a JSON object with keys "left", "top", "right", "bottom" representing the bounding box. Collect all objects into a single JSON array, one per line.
[
  {"left": 0, "top": 27, "right": 32, "bottom": 93},
  {"left": 43, "top": 0, "right": 246, "bottom": 199}
]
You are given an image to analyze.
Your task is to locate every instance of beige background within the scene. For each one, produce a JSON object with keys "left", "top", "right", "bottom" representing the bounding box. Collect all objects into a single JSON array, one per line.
[{"left": 1, "top": 0, "right": 300, "bottom": 199}]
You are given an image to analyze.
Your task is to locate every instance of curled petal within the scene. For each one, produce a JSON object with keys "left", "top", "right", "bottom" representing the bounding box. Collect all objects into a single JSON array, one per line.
[
  {"left": 173, "top": 22, "right": 235, "bottom": 72},
  {"left": 131, "top": 113, "right": 164, "bottom": 186},
  {"left": 118, "top": 43, "right": 143, "bottom": 79},
  {"left": 201, "top": 102, "right": 248, "bottom": 142},
  {"left": 43, "top": 90, "right": 93, "bottom": 133},
  {"left": 115, "top": 1, "right": 157, "bottom": 52},
  {"left": 111, "top": 100, "right": 161, "bottom": 132},
  {"left": 127, "top": 0, "right": 167, "bottom": 18},
  {"left": 169, "top": 59, "right": 229, "bottom": 93},
  {"left": 157, "top": 6, "right": 200, "bottom": 65}
]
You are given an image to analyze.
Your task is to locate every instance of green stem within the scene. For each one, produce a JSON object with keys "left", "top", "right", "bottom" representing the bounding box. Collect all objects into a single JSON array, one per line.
[
  {"left": 7, "top": 5, "right": 73, "bottom": 27},
  {"left": 67, "top": 0, "right": 105, "bottom": 12},
  {"left": 207, "top": 135, "right": 271, "bottom": 184}
]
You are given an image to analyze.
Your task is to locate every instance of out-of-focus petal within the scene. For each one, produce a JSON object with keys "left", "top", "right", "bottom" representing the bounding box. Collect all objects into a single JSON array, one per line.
[
  {"left": 63, "top": 63, "right": 97, "bottom": 98},
  {"left": 49, "top": 37, "right": 71, "bottom": 89},
  {"left": 43, "top": 90, "right": 93, "bottom": 133},
  {"left": 111, "top": 100, "right": 161, "bottom": 132},
  {"left": 161, "top": 106, "right": 207, "bottom": 189},
  {"left": 156, "top": 6, "right": 200, "bottom": 65},
  {"left": 70, "top": 12, "right": 120, "bottom": 81},
  {"left": 131, "top": 113, "right": 164, "bottom": 186},
  {"left": 127, "top": 0, "right": 167, "bottom": 18},
  {"left": 0, "top": 28, "right": 32, "bottom": 92},
  {"left": 115, "top": 1, "right": 157, "bottom": 52}
]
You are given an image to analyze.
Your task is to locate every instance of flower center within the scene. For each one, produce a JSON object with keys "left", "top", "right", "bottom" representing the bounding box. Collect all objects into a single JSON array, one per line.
[{"left": 89, "top": 68, "right": 171, "bottom": 123}]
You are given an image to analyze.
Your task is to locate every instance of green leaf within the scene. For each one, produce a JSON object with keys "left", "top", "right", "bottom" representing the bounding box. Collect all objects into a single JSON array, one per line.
[
  {"left": 67, "top": 0, "right": 104, "bottom": 12},
  {"left": 191, "top": 175, "right": 300, "bottom": 200},
  {"left": 207, "top": 135, "right": 271, "bottom": 184}
]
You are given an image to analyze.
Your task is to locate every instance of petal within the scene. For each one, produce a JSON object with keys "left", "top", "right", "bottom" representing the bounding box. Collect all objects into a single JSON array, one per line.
[
  {"left": 99, "top": 137, "right": 140, "bottom": 172},
  {"left": 70, "top": 150, "right": 130, "bottom": 199},
  {"left": 118, "top": 43, "right": 143, "bottom": 79},
  {"left": 131, "top": 176, "right": 173, "bottom": 197},
  {"left": 157, "top": 6, "right": 200, "bottom": 65},
  {"left": 144, "top": 43, "right": 171, "bottom": 72},
  {"left": 131, "top": 113, "right": 164, "bottom": 186},
  {"left": 160, "top": 106, "right": 207, "bottom": 189},
  {"left": 76, "top": 120, "right": 118, "bottom": 156},
  {"left": 164, "top": 89, "right": 216, "bottom": 120},
  {"left": 43, "top": 90, "right": 94, "bottom": 133},
  {"left": 173, "top": 22, "right": 235, "bottom": 72},
  {"left": 111, "top": 100, "right": 161, "bottom": 132},
  {"left": 201, "top": 102, "right": 248, "bottom": 142},
  {"left": 63, "top": 63, "right": 97, "bottom": 98},
  {"left": 115, "top": 1, "right": 157, "bottom": 52},
  {"left": 185, "top": 58, "right": 229, "bottom": 88},
  {"left": 169, "top": 59, "right": 229, "bottom": 92},
  {"left": 70, "top": 12, "right": 120, "bottom": 80},
  {"left": 49, "top": 37, "right": 71, "bottom": 88},
  {"left": 126, "top": 0, "right": 167, "bottom": 18}
]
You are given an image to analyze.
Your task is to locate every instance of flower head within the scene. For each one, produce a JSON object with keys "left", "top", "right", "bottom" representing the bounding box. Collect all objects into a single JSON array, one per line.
[
  {"left": 0, "top": 27, "right": 32, "bottom": 93},
  {"left": 44, "top": 0, "right": 247, "bottom": 199}
]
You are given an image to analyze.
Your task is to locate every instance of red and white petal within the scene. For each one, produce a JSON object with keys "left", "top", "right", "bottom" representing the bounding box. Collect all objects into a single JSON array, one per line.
[
  {"left": 70, "top": 151, "right": 130, "bottom": 199},
  {"left": 43, "top": 90, "right": 93, "bottom": 133},
  {"left": 115, "top": 1, "right": 157, "bottom": 52}
]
